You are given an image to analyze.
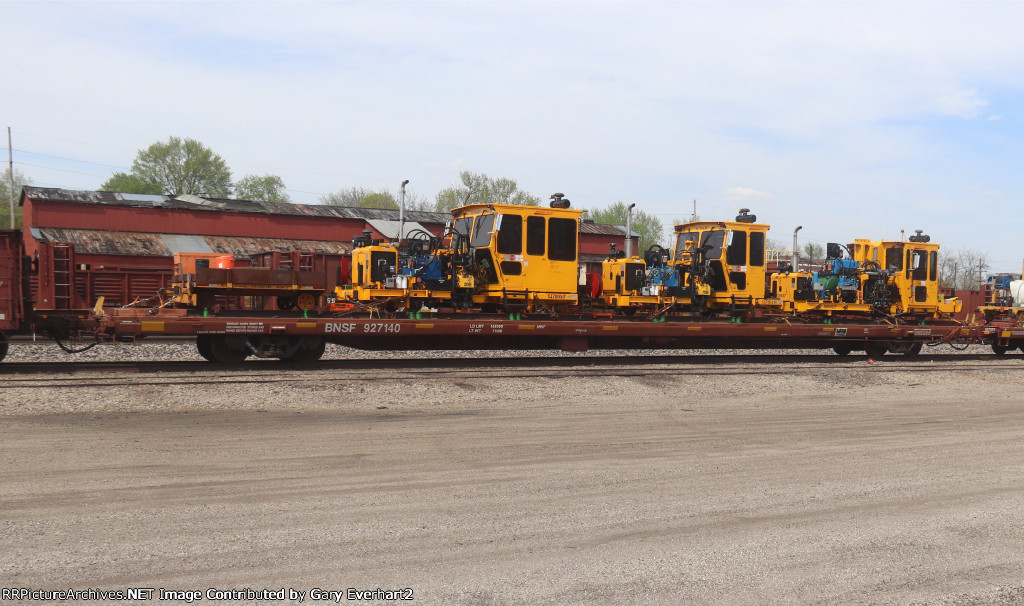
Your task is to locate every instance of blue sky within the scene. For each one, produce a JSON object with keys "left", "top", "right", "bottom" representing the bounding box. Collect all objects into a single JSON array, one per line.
[{"left": 4, "top": 1, "right": 1024, "bottom": 272}]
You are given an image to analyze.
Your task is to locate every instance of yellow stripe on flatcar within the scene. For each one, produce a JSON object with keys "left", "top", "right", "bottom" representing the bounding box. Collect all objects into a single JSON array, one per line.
[
  {"left": 602, "top": 326, "right": 618, "bottom": 331},
  {"left": 415, "top": 323, "right": 435, "bottom": 329},
  {"left": 1002, "top": 331, "right": 1012, "bottom": 338},
  {"left": 763, "top": 327, "right": 778, "bottom": 332},
  {"left": 141, "top": 321, "right": 165, "bottom": 332},
  {"left": 519, "top": 325, "right": 535, "bottom": 330},
  {"left": 687, "top": 326, "right": 702, "bottom": 331},
  {"left": 296, "top": 322, "right": 316, "bottom": 328}
]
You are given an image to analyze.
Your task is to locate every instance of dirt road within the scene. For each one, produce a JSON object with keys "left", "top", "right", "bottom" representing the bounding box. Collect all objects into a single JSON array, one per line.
[{"left": 2, "top": 358, "right": 1024, "bottom": 604}]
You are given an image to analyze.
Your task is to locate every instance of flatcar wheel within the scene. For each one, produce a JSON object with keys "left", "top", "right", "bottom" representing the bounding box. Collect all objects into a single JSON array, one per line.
[
  {"left": 0, "top": 337, "right": 8, "bottom": 363},
  {"left": 863, "top": 341, "right": 887, "bottom": 359},
  {"left": 992, "top": 343, "right": 1009, "bottom": 356},
  {"left": 832, "top": 343, "right": 853, "bottom": 356},
  {"left": 196, "top": 335, "right": 216, "bottom": 362},
  {"left": 905, "top": 342, "right": 923, "bottom": 356},
  {"left": 285, "top": 338, "right": 326, "bottom": 363},
  {"left": 209, "top": 336, "right": 249, "bottom": 364}
]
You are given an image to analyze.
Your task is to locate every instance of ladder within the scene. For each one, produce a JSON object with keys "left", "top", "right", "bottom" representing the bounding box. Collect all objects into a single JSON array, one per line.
[{"left": 52, "top": 243, "right": 73, "bottom": 309}]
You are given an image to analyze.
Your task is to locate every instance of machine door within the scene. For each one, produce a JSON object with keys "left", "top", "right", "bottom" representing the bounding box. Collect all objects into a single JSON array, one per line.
[
  {"left": 907, "top": 248, "right": 936, "bottom": 304},
  {"left": 495, "top": 213, "right": 525, "bottom": 289}
]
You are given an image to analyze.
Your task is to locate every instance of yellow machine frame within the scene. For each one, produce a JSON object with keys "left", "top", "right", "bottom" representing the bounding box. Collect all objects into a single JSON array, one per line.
[
  {"left": 670, "top": 217, "right": 773, "bottom": 311},
  {"left": 451, "top": 203, "right": 583, "bottom": 310},
  {"left": 848, "top": 238, "right": 960, "bottom": 317}
]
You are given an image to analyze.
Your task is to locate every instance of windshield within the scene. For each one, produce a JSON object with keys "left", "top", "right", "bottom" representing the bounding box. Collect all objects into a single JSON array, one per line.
[
  {"left": 470, "top": 213, "right": 495, "bottom": 248},
  {"left": 674, "top": 231, "right": 700, "bottom": 259},
  {"left": 700, "top": 230, "right": 725, "bottom": 259}
]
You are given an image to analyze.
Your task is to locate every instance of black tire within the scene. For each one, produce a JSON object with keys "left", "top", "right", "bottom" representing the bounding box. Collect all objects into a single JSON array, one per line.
[
  {"left": 210, "top": 336, "right": 249, "bottom": 364},
  {"left": 196, "top": 335, "right": 216, "bottom": 362},
  {"left": 992, "top": 343, "right": 1009, "bottom": 356},
  {"left": 832, "top": 343, "right": 853, "bottom": 356},
  {"left": 863, "top": 341, "right": 887, "bottom": 359},
  {"left": 904, "top": 342, "right": 923, "bottom": 357}
]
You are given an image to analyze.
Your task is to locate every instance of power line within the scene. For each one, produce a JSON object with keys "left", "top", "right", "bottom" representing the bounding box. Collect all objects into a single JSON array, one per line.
[
  {"left": 15, "top": 161, "right": 110, "bottom": 179},
  {"left": 13, "top": 148, "right": 128, "bottom": 170}
]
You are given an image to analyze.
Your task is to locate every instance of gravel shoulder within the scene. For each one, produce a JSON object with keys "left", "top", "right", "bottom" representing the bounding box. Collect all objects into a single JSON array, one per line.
[{"left": 1, "top": 344, "right": 1023, "bottom": 605}]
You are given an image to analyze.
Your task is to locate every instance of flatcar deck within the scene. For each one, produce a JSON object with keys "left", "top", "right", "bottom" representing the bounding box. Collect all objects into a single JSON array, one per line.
[{"left": 95, "top": 308, "right": 999, "bottom": 353}]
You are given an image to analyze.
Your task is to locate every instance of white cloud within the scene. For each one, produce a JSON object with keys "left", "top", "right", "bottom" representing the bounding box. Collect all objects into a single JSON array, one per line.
[
  {"left": 5, "top": 1, "right": 1024, "bottom": 270},
  {"left": 936, "top": 88, "right": 989, "bottom": 119}
]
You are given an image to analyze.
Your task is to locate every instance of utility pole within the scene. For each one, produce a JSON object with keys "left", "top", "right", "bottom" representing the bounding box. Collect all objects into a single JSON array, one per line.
[{"left": 7, "top": 127, "right": 14, "bottom": 230}]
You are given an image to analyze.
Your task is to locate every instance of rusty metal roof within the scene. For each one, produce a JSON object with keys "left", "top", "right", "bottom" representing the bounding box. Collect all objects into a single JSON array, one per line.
[
  {"left": 580, "top": 220, "right": 630, "bottom": 236},
  {"left": 21, "top": 188, "right": 629, "bottom": 237},
  {"left": 20, "top": 187, "right": 452, "bottom": 225},
  {"left": 30, "top": 228, "right": 353, "bottom": 257}
]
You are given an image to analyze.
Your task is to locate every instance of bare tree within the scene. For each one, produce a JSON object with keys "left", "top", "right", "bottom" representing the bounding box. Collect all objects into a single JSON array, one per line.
[
  {"left": 803, "top": 242, "right": 825, "bottom": 271},
  {"left": 939, "top": 247, "right": 990, "bottom": 290}
]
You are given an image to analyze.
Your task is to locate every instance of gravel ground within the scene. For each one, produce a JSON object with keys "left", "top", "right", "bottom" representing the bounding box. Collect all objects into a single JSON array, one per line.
[{"left": 2, "top": 340, "right": 1022, "bottom": 605}]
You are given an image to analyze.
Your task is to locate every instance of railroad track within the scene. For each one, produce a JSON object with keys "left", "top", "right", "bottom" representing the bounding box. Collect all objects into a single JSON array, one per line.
[{"left": 1, "top": 353, "right": 1020, "bottom": 390}]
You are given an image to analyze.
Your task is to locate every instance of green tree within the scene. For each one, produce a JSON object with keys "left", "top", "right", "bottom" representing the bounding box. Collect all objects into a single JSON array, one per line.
[
  {"left": 585, "top": 201, "right": 665, "bottom": 253},
  {"left": 235, "top": 174, "right": 290, "bottom": 203},
  {"left": 320, "top": 186, "right": 432, "bottom": 211},
  {"left": 320, "top": 187, "right": 396, "bottom": 209},
  {"left": 0, "top": 167, "right": 30, "bottom": 229},
  {"left": 358, "top": 192, "right": 398, "bottom": 209},
  {"left": 101, "top": 136, "right": 232, "bottom": 197},
  {"left": 320, "top": 186, "right": 374, "bottom": 206},
  {"left": 434, "top": 171, "right": 540, "bottom": 212},
  {"left": 99, "top": 172, "right": 162, "bottom": 195}
]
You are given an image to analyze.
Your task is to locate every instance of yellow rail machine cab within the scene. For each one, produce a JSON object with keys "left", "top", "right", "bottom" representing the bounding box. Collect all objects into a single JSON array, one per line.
[
  {"left": 601, "top": 244, "right": 647, "bottom": 297},
  {"left": 448, "top": 193, "right": 583, "bottom": 312},
  {"left": 341, "top": 230, "right": 409, "bottom": 302},
  {"left": 671, "top": 209, "right": 770, "bottom": 313},
  {"left": 848, "top": 230, "right": 960, "bottom": 317}
]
